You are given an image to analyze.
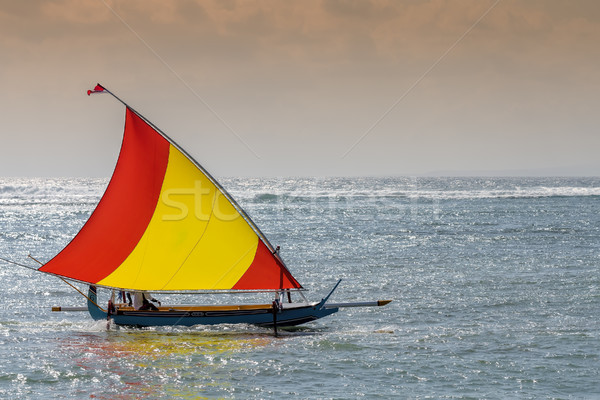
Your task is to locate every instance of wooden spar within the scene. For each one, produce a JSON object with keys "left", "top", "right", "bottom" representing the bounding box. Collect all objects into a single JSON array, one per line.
[
  {"left": 322, "top": 300, "right": 392, "bottom": 309},
  {"left": 50, "top": 299, "right": 392, "bottom": 314},
  {"left": 0, "top": 256, "right": 38, "bottom": 271},
  {"left": 61, "top": 280, "right": 107, "bottom": 312},
  {"left": 28, "top": 255, "right": 107, "bottom": 313},
  {"left": 27, "top": 254, "right": 44, "bottom": 266},
  {"left": 52, "top": 306, "right": 88, "bottom": 312},
  {"left": 0, "top": 256, "right": 100, "bottom": 313},
  {"left": 319, "top": 279, "right": 342, "bottom": 308}
]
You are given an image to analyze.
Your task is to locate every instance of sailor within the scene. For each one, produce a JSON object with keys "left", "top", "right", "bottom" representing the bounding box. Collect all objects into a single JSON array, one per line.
[{"left": 131, "top": 291, "right": 161, "bottom": 311}]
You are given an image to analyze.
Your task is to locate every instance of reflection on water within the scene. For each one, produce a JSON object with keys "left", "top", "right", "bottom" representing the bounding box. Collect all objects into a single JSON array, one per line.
[{"left": 60, "top": 328, "right": 275, "bottom": 399}]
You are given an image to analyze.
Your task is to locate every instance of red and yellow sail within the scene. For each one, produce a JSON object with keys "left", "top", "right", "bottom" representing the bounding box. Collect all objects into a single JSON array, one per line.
[{"left": 39, "top": 107, "right": 301, "bottom": 291}]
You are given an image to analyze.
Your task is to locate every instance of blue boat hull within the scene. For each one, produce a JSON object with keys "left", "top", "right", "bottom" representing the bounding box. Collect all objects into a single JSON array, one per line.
[{"left": 88, "top": 287, "right": 339, "bottom": 328}]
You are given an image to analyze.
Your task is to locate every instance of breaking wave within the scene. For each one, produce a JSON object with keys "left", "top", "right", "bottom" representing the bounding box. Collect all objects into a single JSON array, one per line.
[{"left": 2, "top": 177, "right": 600, "bottom": 206}]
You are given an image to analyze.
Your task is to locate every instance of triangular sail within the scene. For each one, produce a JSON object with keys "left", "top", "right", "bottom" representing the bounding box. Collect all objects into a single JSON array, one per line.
[{"left": 39, "top": 106, "right": 301, "bottom": 292}]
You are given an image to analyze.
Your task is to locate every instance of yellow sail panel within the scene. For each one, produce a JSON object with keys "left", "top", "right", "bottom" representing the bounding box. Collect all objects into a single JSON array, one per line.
[
  {"left": 161, "top": 187, "right": 260, "bottom": 290},
  {"left": 98, "top": 145, "right": 258, "bottom": 291}
]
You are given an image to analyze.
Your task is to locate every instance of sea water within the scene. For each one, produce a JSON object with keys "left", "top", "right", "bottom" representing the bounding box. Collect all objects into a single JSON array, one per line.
[{"left": 0, "top": 177, "right": 598, "bottom": 399}]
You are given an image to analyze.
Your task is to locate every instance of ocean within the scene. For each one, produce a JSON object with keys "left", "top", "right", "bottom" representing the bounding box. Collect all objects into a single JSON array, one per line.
[{"left": 0, "top": 177, "right": 598, "bottom": 399}]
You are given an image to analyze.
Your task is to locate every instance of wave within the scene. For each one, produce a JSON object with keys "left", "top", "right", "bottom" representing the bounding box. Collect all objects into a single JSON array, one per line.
[
  {"left": 393, "top": 187, "right": 600, "bottom": 200},
  {"left": 2, "top": 177, "right": 600, "bottom": 204},
  {"left": 232, "top": 187, "right": 600, "bottom": 202},
  {"left": 224, "top": 177, "right": 600, "bottom": 202},
  {"left": 0, "top": 178, "right": 106, "bottom": 205}
]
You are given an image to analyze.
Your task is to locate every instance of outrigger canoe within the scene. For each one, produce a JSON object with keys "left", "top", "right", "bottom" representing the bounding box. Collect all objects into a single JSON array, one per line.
[{"left": 30, "top": 84, "right": 391, "bottom": 331}]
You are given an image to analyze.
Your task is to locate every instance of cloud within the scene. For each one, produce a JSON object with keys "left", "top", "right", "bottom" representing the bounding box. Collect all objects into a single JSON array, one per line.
[{"left": 1, "top": 0, "right": 599, "bottom": 176}]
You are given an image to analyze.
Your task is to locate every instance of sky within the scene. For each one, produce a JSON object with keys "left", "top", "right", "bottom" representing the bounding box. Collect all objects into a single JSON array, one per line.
[{"left": 1, "top": 0, "right": 599, "bottom": 177}]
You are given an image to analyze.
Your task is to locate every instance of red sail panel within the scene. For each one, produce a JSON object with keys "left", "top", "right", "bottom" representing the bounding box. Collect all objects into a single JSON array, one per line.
[
  {"left": 39, "top": 108, "right": 169, "bottom": 283},
  {"left": 232, "top": 241, "right": 302, "bottom": 290}
]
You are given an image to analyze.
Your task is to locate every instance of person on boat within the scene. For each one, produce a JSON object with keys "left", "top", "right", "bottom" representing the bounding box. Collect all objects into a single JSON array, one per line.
[{"left": 130, "top": 291, "right": 161, "bottom": 311}]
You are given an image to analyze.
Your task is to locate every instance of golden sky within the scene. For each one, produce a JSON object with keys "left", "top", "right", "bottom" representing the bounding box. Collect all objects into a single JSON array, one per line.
[{"left": 1, "top": 0, "right": 599, "bottom": 176}]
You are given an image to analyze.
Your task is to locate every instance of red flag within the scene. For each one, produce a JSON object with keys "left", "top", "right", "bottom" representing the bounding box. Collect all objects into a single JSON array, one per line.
[{"left": 87, "top": 84, "right": 105, "bottom": 96}]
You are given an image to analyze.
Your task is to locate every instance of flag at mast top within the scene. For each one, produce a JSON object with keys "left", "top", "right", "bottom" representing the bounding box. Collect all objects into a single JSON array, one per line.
[{"left": 87, "top": 84, "right": 105, "bottom": 96}]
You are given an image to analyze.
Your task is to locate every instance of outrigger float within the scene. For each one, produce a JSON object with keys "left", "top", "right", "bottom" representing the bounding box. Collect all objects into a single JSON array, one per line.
[{"left": 9, "top": 84, "right": 391, "bottom": 332}]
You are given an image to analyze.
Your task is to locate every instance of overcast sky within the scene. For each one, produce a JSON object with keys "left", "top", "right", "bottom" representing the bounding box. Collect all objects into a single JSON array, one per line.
[{"left": 1, "top": 0, "right": 599, "bottom": 177}]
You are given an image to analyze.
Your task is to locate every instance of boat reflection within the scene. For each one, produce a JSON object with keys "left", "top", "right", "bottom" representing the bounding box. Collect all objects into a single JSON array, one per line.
[{"left": 60, "top": 326, "right": 276, "bottom": 399}]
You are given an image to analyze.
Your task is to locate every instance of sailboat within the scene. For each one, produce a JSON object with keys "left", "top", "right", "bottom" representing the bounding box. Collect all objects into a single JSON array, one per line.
[{"left": 39, "top": 84, "right": 391, "bottom": 329}]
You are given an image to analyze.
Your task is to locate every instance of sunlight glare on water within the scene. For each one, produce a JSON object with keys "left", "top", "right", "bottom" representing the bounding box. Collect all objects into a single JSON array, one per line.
[{"left": 1, "top": 177, "right": 599, "bottom": 398}]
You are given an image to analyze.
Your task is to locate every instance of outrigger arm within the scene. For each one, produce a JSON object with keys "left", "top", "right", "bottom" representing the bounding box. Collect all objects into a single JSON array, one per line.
[
  {"left": 317, "top": 279, "right": 392, "bottom": 310},
  {"left": 322, "top": 300, "right": 392, "bottom": 309}
]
